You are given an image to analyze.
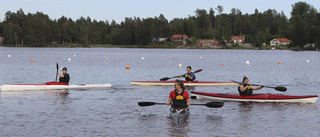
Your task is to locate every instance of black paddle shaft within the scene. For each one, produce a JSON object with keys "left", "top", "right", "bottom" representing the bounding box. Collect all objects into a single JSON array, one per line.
[
  {"left": 138, "top": 101, "right": 223, "bottom": 108},
  {"left": 160, "top": 69, "right": 203, "bottom": 81},
  {"left": 55, "top": 63, "right": 59, "bottom": 81},
  {"left": 231, "top": 80, "right": 287, "bottom": 92}
]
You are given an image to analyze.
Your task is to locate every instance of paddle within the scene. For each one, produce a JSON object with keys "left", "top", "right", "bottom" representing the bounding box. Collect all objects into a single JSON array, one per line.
[
  {"left": 231, "top": 80, "right": 287, "bottom": 92},
  {"left": 138, "top": 101, "right": 224, "bottom": 108},
  {"left": 160, "top": 69, "right": 203, "bottom": 81},
  {"left": 55, "top": 63, "right": 59, "bottom": 82}
]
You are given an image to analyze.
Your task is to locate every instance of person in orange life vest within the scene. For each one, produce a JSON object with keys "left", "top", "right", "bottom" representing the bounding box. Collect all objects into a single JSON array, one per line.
[
  {"left": 166, "top": 80, "right": 190, "bottom": 107},
  {"left": 238, "top": 76, "right": 265, "bottom": 96}
]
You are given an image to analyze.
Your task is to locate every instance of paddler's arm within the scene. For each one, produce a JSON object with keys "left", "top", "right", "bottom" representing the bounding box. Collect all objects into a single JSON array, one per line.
[
  {"left": 166, "top": 98, "right": 172, "bottom": 105},
  {"left": 185, "top": 74, "right": 193, "bottom": 80},
  {"left": 239, "top": 85, "right": 248, "bottom": 92},
  {"left": 57, "top": 73, "right": 64, "bottom": 77},
  {"left": 252, "top": 85, "right": 265, "bottom": 90},
  {"left": 186, "top": 99, "right": 190, "bottom": 106}
]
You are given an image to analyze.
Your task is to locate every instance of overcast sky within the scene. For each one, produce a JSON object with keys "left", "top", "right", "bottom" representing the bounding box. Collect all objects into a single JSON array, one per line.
[{"left": 1, "top": 0, "right": 319, "bottom": 23}]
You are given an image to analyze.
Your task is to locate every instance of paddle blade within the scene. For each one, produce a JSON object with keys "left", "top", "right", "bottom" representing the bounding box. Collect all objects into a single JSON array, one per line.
[
  {"left": 194, "top": 69, "right": 203, "bottom": 73},
  {"left": 274, "top": 86, "right": 287, "bottom": 92},
  {"left": 138, "top": 102, "right": 156, "bottom": 106},
  {"left": 160, "top": 77, "right": 171, "bottom": 81},
  {"left": 56, "top": 63, "right": 59, "bottom": 70},
  {"left": 205, "top": 102, "right": 224, "bottom": 108}
]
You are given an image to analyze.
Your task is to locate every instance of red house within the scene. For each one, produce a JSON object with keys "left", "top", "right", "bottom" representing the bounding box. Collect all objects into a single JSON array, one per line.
[
  {"left": 231, "top": 36, "right": 245, "bottom": 43},
  {"left": 172, "top": 34, "right": 190, "bottom": 41}
]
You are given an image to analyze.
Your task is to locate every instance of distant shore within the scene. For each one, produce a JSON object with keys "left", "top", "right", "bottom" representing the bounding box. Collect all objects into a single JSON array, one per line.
[{"left": 0, "top": 44, "right": 318, "bottom": 51}]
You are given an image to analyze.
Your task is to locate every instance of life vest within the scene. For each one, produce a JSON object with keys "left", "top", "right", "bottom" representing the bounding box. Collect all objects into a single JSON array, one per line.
[
  {"left": 185, "top": 72, "right": 196, "bottom": 81},
  {"left": 172, "top": 90, "right": 187, "bottom": 108},
  {"left": 238, "top": 84, "right": 253, "bottom": 96}
]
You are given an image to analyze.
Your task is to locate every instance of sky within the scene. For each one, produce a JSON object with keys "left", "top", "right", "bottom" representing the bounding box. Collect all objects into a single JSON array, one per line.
[{"left": 1, "top": 0, "right": 319, "bottom": 23}]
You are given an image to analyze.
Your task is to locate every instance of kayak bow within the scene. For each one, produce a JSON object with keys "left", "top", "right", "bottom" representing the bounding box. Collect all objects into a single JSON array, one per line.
[
  {"left": 170, "top": 107, "right": 189, "bottom": 124},
  {"left": 1, "top": 81, "right": 112, "bottom": 91}
]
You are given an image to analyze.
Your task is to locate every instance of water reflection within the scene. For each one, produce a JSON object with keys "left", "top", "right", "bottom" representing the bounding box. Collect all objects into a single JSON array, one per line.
[
  {"left": 45, "top": 90, "right": 70, "bottom": 105},
  {"left": 167, "top": 116, "right": 189, "bottom": 137}
]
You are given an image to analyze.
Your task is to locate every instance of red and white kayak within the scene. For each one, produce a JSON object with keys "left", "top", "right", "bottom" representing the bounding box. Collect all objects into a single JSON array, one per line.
[
  {"left": 130, "top": 80, "right": 239, "bottom": 86},
  {"left": 191, "top": 92, "right": 318, "bottom": 103},
  {"left": 0, "top": 81, "right": 112, "bottom": 91}
]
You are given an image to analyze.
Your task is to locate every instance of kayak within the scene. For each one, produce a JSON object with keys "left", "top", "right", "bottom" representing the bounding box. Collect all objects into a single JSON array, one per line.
[
  {"left": 191, "top": 92, "right": 318, "bottom": 103},
  {"left": 170, "top": 107, "right": 189, "bottom": 124},
  {"left": 131, "top": 80, "right": 239, "bottom": 86},
  {"left": 0, "top": 81, "right": 112, "bottom": 91}
]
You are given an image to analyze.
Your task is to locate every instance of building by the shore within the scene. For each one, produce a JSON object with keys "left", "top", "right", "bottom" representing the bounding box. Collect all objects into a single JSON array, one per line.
[
  {"left": 270, "top": 38, "right": 292, "bottom": 46},
  {"left": 0, "top": 36, "right": 4, "bottom": 44}
]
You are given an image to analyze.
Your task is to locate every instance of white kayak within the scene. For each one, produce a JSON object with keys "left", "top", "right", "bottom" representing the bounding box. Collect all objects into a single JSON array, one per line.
[
  {"left": 1, "top": 81, "right": 112, "bottom": 91},
  {"left": 170, "top": 107, "right": 189, "bottom": 124}
]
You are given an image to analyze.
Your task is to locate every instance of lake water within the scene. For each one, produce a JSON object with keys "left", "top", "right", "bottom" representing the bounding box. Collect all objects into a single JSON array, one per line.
[{"left": 0, "top": 47, "right": 319, "bottom": 137}]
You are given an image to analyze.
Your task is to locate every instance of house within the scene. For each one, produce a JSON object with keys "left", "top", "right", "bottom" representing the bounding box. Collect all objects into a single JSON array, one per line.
[
  {"left": 0, "top": 36, "right": 4, "bottom": 44},
  {"left": 270, "top": 38, "right": 292, "bottom": 46},
  {"left": 231, "top": 36, "right": 245, "bottom": 43},
  {"left": 198, "top": 39, "right": 219, "bottom": 48},
  {"left": 172, "top": 34, "right": 190, "bottom": 41}
]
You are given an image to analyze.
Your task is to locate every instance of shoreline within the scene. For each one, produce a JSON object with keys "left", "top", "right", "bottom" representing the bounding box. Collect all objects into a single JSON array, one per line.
[{"left": 0, "top": 44, "right": 318, "bottom": 51}]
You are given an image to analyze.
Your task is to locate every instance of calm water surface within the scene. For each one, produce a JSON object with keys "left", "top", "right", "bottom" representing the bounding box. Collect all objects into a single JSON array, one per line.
[{"left": 0, "top": 47, "right": 319, "bottom": 136}]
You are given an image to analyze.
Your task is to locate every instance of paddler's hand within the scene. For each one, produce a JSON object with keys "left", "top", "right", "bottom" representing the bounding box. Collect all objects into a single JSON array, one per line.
[
  {"left": 248, "top": 83, "right": 252, "bottom": 86},
  {"left": 166, "top": 101, "right": 171, "bottom": 105},
  {"left": 57, "top": 73, "right": 60, "bottom": 75},
  {"left": 260, "top": 85, "right": 266, "bottom": 88}
]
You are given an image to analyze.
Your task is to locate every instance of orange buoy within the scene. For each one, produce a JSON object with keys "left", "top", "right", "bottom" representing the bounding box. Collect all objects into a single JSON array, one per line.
[
  {"left": 172, "top": 57, "right": 175, "bottom": 59},
  {"left": 221, "top": 64, "right": 224, "bottom": 66},
  {"left": 106, "top": 58, "right": 109, "bottom": 61},
  {"left": 42, "top": 55, "right": 45, "bottom": 57},
  {"left": 278, "top": 61, "right": 281, "bottom": 64},
  {"left": 126, "top": 65, "right": 130, "bottom": 69},
  {"left": 31, "top": 59, "right": 34, "bottom": 62}
]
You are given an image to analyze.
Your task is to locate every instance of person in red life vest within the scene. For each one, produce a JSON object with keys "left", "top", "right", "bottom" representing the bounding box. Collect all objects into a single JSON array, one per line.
[
  {"left": 166, "top": 80, "right": 190, "bottom": 108},
  {"left": 238, "top": 76, "right": 265, "bottom": 96}
]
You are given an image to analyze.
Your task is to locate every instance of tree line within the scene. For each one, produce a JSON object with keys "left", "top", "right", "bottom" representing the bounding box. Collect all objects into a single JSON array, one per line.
[{"left": 0, "top": 2, "right": 319, "bottom": 48}]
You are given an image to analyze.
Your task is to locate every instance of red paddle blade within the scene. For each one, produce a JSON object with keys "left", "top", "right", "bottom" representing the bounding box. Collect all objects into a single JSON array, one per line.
[{"left": 194, "top": 69, "right": 203, "bottom": 73}]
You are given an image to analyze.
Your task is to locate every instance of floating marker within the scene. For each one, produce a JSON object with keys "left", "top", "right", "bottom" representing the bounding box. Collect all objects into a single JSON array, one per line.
[
  {"left": 141, "top": 57, "right": 144, "bottom": 60},
  {"left": 172, "top": 57, "right": 174, "bottom": 59},
  {"left": 106, "top": 58, "right": 109, "bottom": 61},
  {"left": 200, "top": 56, "right": 202, "bottom": 59},
  {"left": 68, "top": 58, "right": 71, "bottom": 61},
  {"left": 221, "top": 64, "right": 224, "bottom": 66},
  {"left": 42, "top": 55, "right": 45, "bottom": 57},
  {"left": 8, "top": 55, "right": 11, "bottom": 58},
  {"left": 278, "top": 61, "right": 281, "bottom": 64},
  {"left": 31, "top": 59, "right": 34, "bottom": 62},
  {"left": 306, "top": 60, "right": 310, "bottom": 63},
  {"left": 74, "top": 54, "right": 76, "bottom": 57},
  {"left": 178, "top": 64, "right": 182, "bottom": 67},
  {"left": 126, "top": 65, "right": 130, "bottom": 69},
  {"left": 246, "top": 60, "right": 250, "bottom": 65}
]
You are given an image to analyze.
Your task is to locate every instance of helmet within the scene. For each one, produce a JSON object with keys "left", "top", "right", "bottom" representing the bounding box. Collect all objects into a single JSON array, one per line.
[{"left": 61, "top": 67, "right": 67, "bottom": 71}]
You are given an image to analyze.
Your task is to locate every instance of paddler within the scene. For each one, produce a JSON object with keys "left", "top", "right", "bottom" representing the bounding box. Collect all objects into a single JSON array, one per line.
[
  {"left": 175, "top": 66, "right": 196, "bottom": 81},
  {"left": 238, "top": 76, "right": 265, "bottom": 96},
  {"left": 166, "top": 80, "right": 191, "bottom": 108},
  {"left": 57, "top": 67, "right": 70, "bottom": 84}
]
